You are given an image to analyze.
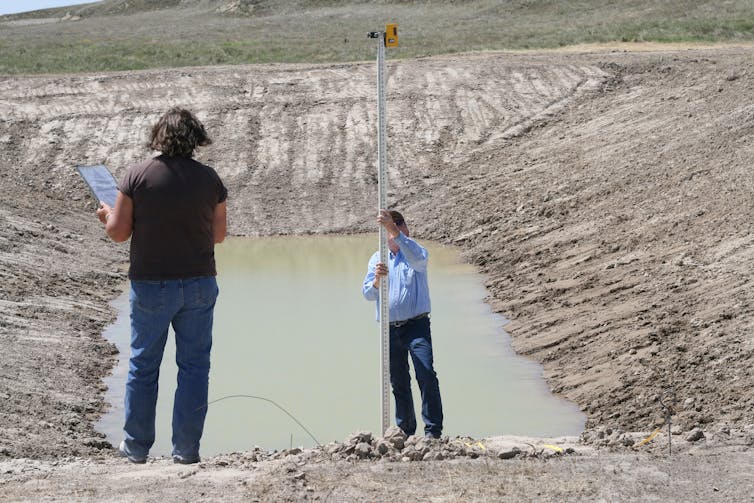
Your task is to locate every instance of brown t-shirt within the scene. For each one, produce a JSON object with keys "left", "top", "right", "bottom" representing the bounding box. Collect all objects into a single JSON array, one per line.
[{"left": 118, "top": 155, "right": 228, "bottom": 280}]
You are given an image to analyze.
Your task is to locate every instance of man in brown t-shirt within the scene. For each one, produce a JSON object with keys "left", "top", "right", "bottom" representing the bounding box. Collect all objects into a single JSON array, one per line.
[{"left": 96, "top": 107, "right": 227, "bottom": 465}]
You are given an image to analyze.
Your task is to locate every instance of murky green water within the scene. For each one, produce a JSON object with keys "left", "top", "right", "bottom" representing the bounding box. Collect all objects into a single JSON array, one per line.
[{"left": 98, "top": 235, "right": 584, "bottom": 455}]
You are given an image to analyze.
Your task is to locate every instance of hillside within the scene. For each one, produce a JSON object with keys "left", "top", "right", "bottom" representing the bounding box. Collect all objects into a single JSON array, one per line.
[{"left": 1, "top": 0, "right": 753, "bottom": 73}]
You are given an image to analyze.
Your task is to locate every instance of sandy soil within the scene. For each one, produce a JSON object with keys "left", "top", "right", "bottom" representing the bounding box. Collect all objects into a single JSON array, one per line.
[{"left": 1, "top": 45, "right": 753, "bottom": 500}]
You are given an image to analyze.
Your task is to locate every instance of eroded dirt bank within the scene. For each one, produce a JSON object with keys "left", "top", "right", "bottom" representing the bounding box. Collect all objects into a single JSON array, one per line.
[{"left": 1, "top": 46, "right": 753, "bottom": 499}]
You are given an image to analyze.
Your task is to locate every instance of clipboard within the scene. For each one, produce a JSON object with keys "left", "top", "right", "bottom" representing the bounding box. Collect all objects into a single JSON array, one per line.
[{"left": 76, "top": 165, "right": 119, "bottom": 208}]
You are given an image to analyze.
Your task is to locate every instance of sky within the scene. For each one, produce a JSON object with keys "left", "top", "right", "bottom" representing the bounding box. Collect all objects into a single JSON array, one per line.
[{"left": 0, "top": 0, "right": 94, "bottom": 15}]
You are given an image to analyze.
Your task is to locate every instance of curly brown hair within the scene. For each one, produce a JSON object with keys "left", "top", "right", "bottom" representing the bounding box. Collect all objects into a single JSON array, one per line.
[{"left": 148, "top": 107, "right": 212, "bottom": 158}]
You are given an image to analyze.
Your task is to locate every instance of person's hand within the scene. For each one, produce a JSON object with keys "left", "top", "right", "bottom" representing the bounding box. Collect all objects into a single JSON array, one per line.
[
  {"left": 96, "top": 201, "right": 113, "bottom": 225},
  {"left": 377, "top": 209, "right": 400, "bottom": 238},
  {"left": 373, "top": 262, "right": 388, "bottom": 288}
]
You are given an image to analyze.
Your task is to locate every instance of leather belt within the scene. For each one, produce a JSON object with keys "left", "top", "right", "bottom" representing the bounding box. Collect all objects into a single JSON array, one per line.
[{"left": 389, "top": 312, "right": 429, "bottom": 328}]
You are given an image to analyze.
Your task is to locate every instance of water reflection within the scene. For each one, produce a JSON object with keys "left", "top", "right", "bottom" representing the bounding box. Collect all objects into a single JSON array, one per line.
[{"left": 98, "top": 235, "right": 584, "bottom": 455}]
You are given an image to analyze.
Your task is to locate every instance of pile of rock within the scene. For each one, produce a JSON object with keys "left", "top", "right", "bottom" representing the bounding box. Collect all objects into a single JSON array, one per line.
[
  {"left": 580, "top": 426, "right": 640, "bottom": 449},
  {"left": 580, "top": 423, "right": 754, "bottom": 452},
  {"left": 323, "top": 429, "right": 464, "bottom": 462},
  {"left": 268, "top": 427, "right": 564, "bottom": 464}
]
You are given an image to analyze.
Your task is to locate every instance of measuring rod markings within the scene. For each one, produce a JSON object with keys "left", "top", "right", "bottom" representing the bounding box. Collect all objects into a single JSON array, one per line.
[
  {"left": 369, "top": 23, "right": 397, "bottom": 436},
  {"left": 376, "top": 31, "right": 391, "bottom": 436}
]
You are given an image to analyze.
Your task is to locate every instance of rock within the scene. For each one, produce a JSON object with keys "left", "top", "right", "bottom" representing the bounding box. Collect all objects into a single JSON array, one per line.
[
  {"left": 423, "top": 451, "right": 444, "bottom": 461},
  {"left": 355, "top": 442, "right": 372, "bottom": 459},
  {"left": 416, "top": 445, "right": 430, "bottom": 458},
  {"left": 447, "top": 441, "right": 467, "bottom": 456},
  {"left": 403, "top": 447, "right": 423, "bottom": 461},
  {"left": 541, "top": 449, "right": 558, "bottom": 459},
  {"left": 342, "top": 444, "right": 356, "bottom": 456},
  {"left": 374, "top": 440, "right": 391, "bottom": 456},
  {"left": 382, "top": 426, "right": 407, "bottom": 450},
  {"left": 414, "top": 437, "right": 429, "bottom": 452},
  {"left": 346, "top": 431, "right": 373, "bottom": 445},
  {"left": 497, "top": 447, "right": 520, "bottom": 460},
  {"left": 686, "top": 428, "right": 705, "bottom": 442}
]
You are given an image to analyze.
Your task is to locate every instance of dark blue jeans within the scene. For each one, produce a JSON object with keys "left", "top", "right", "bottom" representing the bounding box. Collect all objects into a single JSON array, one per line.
[
  {"left": 123, "top": 276, "right": 218, "bottom": 461},
  {"left": 389, "top": 316, "right": 443, "bottom": 437}
]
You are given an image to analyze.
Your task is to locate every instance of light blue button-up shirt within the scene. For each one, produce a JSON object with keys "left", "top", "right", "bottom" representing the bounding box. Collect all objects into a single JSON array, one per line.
[{"left": 362, "top": 233, "right": 431, "bottom": 322}]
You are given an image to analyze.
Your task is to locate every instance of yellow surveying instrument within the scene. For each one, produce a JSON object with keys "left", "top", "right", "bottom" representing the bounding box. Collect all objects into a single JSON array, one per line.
[
  {"left": 367, "top": 23, "right": 399, "bottom": 48},
  {"left": 385, "top": 23, "right": 398, "bottom": 47}
]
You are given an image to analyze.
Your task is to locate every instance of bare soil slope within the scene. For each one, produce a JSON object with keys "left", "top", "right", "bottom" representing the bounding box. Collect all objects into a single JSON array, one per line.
[{"left": 0, "top": 45, "right": 753, "bottom": 500}]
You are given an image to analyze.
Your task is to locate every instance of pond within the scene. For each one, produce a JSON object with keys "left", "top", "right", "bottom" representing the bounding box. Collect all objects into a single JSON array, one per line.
[{"left": 97, "top": 235, "right": 584, "bottom": 455}]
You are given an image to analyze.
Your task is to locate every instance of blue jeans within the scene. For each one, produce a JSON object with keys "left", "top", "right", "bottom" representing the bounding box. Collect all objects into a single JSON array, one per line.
[
  {"left": 389, "top": 316, "right": 443, "bottom": 437},
  {"left": 123, "top": 276, "right": 218, "bottom": 461}
]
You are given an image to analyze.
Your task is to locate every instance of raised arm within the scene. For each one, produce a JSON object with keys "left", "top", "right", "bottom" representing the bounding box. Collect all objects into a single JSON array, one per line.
[
  {"left": 377, "top": 208, "right": 428, "bottom": 272},
  {"left": 394, "top": 234, "right": 428, "bottom": 273}
]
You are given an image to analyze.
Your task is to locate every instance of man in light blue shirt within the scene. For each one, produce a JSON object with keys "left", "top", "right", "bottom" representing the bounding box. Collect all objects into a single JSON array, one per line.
[{"left": 363, "top": 209, "right": 443, "bottom": 439}]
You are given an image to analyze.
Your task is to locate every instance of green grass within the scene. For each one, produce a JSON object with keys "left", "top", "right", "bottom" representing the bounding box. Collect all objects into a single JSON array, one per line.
[{"left": 0, "top": 0, "right": 753, "bottom": 74}]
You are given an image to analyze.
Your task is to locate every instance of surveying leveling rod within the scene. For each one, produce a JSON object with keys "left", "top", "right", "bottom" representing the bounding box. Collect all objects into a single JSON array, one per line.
[{"left": 368, "top": 24, "right": 398, "bottom": 436}]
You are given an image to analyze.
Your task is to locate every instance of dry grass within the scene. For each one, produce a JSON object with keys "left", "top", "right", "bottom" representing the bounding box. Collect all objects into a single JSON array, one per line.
[{"left": 1, "top": 0, "right": 753, "bottom": 74}]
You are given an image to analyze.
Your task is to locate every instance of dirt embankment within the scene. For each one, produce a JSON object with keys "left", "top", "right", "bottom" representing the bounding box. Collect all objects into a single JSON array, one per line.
[
  {"left": 419, "top": 49, "right": 754, "bottom": 434},
  {"left": 0, "top": 45, "right": 753, "bottom": 500}
]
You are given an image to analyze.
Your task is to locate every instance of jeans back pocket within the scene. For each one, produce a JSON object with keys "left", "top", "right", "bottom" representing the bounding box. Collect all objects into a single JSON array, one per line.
[{"left": 130, "top": 280, "right": 167, "bottom": 314}]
